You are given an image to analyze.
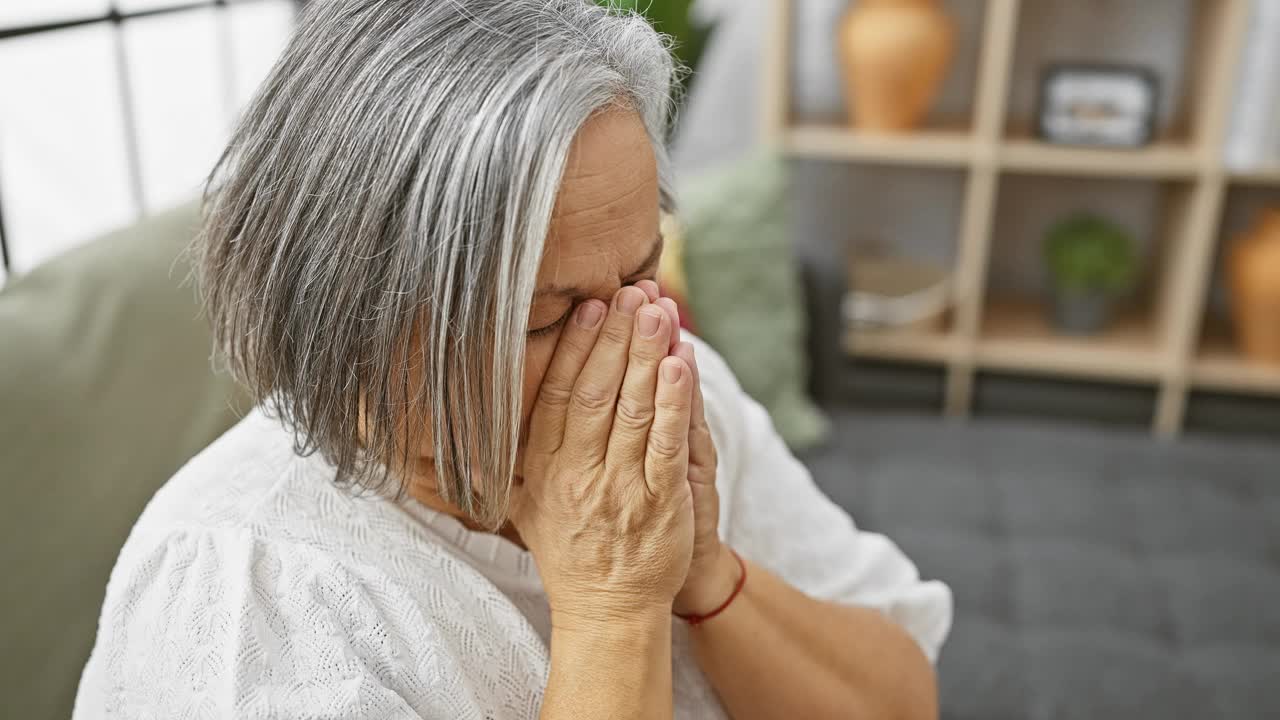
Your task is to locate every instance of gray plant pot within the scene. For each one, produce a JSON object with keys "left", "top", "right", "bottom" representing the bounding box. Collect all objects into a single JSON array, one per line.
[{"left": 1050, "top": 288, "right": 1113, "bottom": 335}]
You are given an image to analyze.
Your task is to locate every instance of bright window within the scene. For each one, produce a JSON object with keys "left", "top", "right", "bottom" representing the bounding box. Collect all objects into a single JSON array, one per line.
[
  {"left": 0, "top": 25, "right": 136, "bottom": 272},
  {"left": 0, "top": 0, "right": 296, "bottom": 284}
]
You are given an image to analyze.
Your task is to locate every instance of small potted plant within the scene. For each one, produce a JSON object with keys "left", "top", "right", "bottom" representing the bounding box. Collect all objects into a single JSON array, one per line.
[{"left": 1044, "top": 213, "right": 1138, "bottom": 335}]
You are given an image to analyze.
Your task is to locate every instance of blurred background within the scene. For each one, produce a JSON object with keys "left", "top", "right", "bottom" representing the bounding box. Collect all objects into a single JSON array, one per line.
[
  {"left": 0, "top": 0, "right": 294, "bottom": 277},
  {"left": 2, "top": 1, "right": 1278, "bottom": 719}
]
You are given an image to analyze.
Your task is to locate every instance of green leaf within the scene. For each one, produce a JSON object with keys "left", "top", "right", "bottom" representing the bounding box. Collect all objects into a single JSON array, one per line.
[{"left": 1044, "top": 213, "right": 1139, "bottom": 293}]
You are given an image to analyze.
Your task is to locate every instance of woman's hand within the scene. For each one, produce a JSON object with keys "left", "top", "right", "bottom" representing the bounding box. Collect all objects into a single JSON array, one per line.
[
  {"left": 631, "top": 280, "right": 736, "bottom": 618},
  {"left": 669, "top": 341, "right": 738, "bottom": 616},
  {"left": 511, "top": 285, "right": 696, "bottom": 627}
]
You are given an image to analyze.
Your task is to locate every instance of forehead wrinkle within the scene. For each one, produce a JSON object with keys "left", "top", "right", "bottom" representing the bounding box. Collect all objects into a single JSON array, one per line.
[
  {"left": 554, "top": 214, "right": 643, "bottom": 244},
  {"left": 562, "top": 149, "right": 652, "bottom": 184},
  {"left": 555, "top": 176, "right": 653, "bottom": 221}
]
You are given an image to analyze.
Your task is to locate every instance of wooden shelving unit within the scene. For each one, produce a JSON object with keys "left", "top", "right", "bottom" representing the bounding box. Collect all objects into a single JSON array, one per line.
[
  {"left": 844, "top": 325, "right": 959, "bottom": 365},
  {"left": 976, "top": 297, "right": 1166, "bottom": 383},
  {"left": 765, "top": 0, "right": 1278, "bottom": 435},
  {"left": 785, "top": 125, "right": 974, "bottom": 167},
  {"left": 1193, "top": 321, "right": 1280, "bottom": 396},
  {"left": 1229, "top": 167, "right": 1280, "bottom": 187},
  {"left": 998, "top": 136, "right": 1202, "bottom": 180}
]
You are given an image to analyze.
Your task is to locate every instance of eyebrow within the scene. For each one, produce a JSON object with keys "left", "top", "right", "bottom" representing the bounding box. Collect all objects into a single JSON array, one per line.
[{"left": 535, "top": 232, "right": 665, "bottom": 299}]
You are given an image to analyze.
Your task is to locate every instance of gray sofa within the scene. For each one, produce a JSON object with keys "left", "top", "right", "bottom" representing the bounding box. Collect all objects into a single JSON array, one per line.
[
  {"left": 0, "top": 204, "right": 249, "bottom": 720},
  {"left": 803, "top": 413, "right": 1280, "bottom": 720}
]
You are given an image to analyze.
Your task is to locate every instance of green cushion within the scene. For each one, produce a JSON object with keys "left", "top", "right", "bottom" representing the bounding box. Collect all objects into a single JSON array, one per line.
[
  {"left": 0, "top": 203, "right": 248, "bottom": 720},
  {"left": 680, "top": 152, "right": 829, "bottom": 450}
]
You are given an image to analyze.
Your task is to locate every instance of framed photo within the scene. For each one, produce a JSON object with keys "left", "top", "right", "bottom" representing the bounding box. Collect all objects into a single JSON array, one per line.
[{"left": 1036, "top": 64, "right": 1160, "bottom": 148}]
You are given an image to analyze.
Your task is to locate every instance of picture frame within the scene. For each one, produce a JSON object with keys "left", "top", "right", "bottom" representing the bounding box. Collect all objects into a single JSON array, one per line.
[{"left": 1036, "top": 63, "right": 1160, "bottom": 148}]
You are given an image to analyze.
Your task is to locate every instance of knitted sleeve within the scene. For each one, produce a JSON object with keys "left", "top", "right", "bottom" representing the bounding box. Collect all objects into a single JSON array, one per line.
[
  {"left": 74, "top": 527, "right": 491, "bottom": 719},
  {"left": 692, "top": 336, "right": 953, "bottom": 662}
]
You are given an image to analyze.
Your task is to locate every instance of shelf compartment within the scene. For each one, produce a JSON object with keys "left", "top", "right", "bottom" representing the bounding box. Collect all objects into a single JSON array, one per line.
[
  {"left": 844, "top": 326, "right": 959, "bottom": 365},
  {"left": 784, "top": 125, "right": 974, "bottom": 168},
  {"left": 1001, "top": 0, "right": 1207, "bottom": 150},
  {"left": 999, "top": 136, "right": 1201, "bottom": 179},
  {"left": 1228, "top": 168, "right": 1280, "bottom": 188},
  {"left": 975, "top": 296, "right": 1166, "bottom": 382},
  {"left": 1196, "top": 183, "right": 1280, "bottom": 395},
  {"left": 1192, "top": 322, "right": 1280, "bottom": 396}
]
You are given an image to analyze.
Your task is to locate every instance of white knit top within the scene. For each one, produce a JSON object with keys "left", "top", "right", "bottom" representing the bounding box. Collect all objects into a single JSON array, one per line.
[{"left": 74, "top": 338, "right": 951, "bottom": 719}]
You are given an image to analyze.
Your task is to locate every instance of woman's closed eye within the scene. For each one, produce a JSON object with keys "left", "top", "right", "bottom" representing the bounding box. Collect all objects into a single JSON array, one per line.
[
  {"left": 528, "top": 268, "right": 659, "bottom": 341},
  {"left": 527, "top": 306, "right": 573, "bottom": 340}
]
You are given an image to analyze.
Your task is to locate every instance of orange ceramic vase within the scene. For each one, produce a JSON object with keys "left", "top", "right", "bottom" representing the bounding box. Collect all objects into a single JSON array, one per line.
[
  {"left": 1229, "top": 209, "right": 1280, "bottom": 364},
  {"left": 837, "top": 0, "right": 955, "bottom": 132}
]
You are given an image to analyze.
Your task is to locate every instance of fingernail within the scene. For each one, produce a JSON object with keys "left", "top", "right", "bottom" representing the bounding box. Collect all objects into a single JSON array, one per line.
[
  {"left": 616, "top": 288, "right": 644, "bottom": 314},
  {"left": 662, "top": 359, "right": 683, "bottom": 383},
  {"left": 575, "top": 301, "right": 602, "bottom": 328},
  {"left": 638, "top": 307, "right": 662, "bottom": 338}
]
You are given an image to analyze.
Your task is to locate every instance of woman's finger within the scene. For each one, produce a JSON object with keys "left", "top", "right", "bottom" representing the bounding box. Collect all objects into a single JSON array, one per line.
[
  {"left": 635, "top": 279, "right": 661, "bottom": 303},
  {"left": 527, "top": 299, "right": 607, "bottom": 455},
  {"left": 656, "top": 296, "right": 681, "bottom": 351},
  {"left": 633, "top": 279, "right": 679, "bottom": 351},
  {"left": 563, "top": 286, "right": 649, "bottom": 459},
  {"left": 673, "top": 341, "right": 715, "bottom": 481},
  {"left": 672, "top": 341, "right": 705, "bottom": 432},
  {"left": 644, "top": 356, "right": 692, "bottom": 496},
  {"left": 606, "top": 304, "right": 672, "bottom": 466}
]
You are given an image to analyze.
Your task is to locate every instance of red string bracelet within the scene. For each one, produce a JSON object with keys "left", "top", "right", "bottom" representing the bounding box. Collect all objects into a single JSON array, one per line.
[{"left": 674, "top": 549, "right": 747, "bottom": 627}]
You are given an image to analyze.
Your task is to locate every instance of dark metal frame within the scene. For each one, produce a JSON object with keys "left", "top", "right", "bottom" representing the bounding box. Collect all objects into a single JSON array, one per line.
[
  {"left": 1035, "top": 62, "right": 1162, "bottom": 149},
  {"left": 0, "top": 0, "right": 301, "bottom": 275}
]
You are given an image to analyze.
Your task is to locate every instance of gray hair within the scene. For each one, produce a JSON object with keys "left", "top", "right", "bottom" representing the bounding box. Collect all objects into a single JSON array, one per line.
[{"left": 194, "top": 0, "right": 678, "bottom": 528}]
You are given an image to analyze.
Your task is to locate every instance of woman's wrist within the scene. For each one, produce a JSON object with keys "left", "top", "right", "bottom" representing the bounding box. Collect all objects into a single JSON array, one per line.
[
  {"left": 545, "top": 600, "right": 674, "bottom": 719},
  {"left": 548, "top": 603, "right": 672, "bottom": 686},
  {"left": 550, "top": 598, "right": 672, "bottom": 646},
  {"left": 672, "top": 543, "right": 742, "bottom": 617}
]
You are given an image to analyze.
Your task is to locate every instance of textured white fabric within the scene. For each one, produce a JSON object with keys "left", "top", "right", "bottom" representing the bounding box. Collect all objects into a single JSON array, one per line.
[{"left": 74, "top": 337, "right": 951, "bottom": 719}]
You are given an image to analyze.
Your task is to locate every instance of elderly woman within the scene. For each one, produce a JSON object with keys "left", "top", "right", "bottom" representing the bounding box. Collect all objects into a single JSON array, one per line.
[{"left": 75, "top": 1, "right": 950, "bottom": 718}]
